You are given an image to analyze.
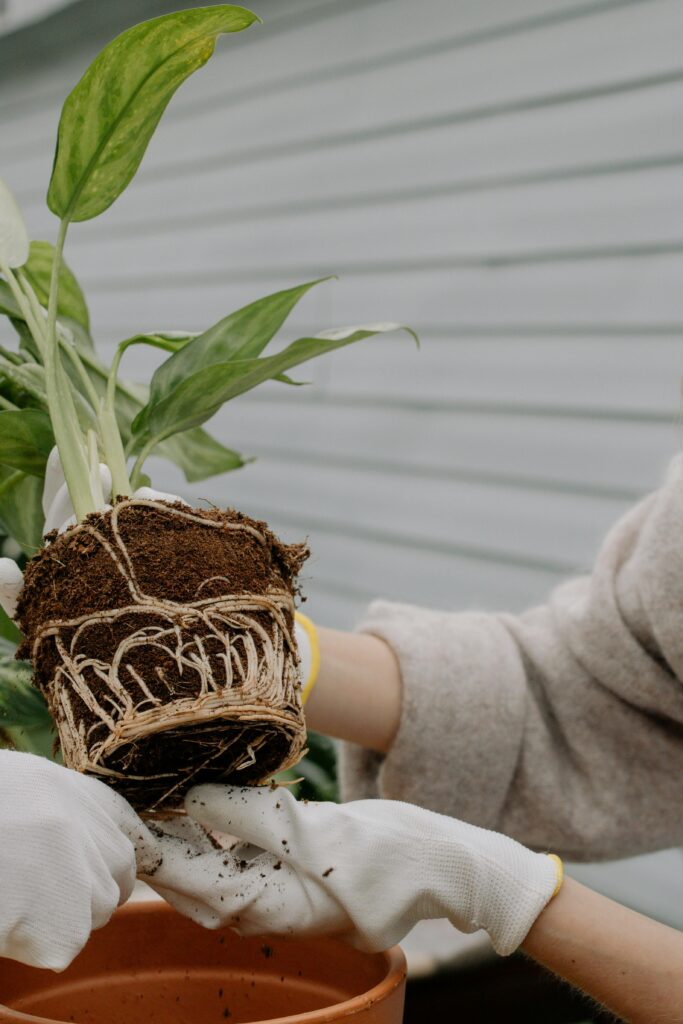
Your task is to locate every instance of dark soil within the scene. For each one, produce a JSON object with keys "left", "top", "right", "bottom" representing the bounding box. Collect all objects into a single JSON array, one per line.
[{"left": 16, "top": 498, "right": 309, "bottom": 814}]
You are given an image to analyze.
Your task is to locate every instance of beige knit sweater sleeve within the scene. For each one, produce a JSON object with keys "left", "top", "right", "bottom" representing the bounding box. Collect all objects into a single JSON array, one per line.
[{"left": 339, "top": 455, "right": 683, "bottom": 862}]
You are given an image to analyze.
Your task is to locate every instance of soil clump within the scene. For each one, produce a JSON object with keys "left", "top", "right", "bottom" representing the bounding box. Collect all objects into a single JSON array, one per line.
[{"left": 16, "top": 497, "right": 309, "bottom": 814}]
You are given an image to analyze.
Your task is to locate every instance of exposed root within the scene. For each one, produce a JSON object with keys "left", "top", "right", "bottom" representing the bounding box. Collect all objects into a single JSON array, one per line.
[{"left": 27, "top": 500, "right": 306, "bottom": 812}]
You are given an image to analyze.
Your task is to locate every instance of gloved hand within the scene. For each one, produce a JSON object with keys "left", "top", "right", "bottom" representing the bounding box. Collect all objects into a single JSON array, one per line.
[
  {"left": 142, "top": 783, "right": 562, "bottom": 955},
  {"left": 0, "top": 749, "right": 156, "bottom": 971},
  {"left": 0, "top": 447, "right": 184, "bottom": 620}
]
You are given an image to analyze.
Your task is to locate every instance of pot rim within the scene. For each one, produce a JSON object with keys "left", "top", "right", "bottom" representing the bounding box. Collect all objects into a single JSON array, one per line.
[{"left": 0, "top": 902, "right": 407, "bottom": 1024}]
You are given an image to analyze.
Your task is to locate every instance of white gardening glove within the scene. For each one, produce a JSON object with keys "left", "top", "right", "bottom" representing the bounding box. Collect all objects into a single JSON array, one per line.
[
  {"left": 0, "top": 749, "right": 158, "bottom": 971},
  {"left": 142, "top": 783, "right": 562, "bottom": 955},
  {"left": 0, "top": 447, "right": 185, "bottom": 620}
]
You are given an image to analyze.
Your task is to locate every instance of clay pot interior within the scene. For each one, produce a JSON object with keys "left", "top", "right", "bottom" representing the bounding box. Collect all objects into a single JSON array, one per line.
[{"left": 0, "top": 902, "right": 406, "bottom": 1024}]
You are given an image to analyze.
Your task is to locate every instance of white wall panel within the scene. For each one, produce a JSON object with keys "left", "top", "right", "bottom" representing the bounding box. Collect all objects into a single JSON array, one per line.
[{"left": 1, "top": 0, "right": 682, "bottom": 620}]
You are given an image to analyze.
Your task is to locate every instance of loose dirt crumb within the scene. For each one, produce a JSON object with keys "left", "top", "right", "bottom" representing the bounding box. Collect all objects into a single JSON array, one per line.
[{"left": 322, "top": 867, "right": 334, "bottom": 878}]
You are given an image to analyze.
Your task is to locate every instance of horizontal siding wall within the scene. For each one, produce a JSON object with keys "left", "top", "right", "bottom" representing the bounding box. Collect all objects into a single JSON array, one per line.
[{"left": 2, "top": 0, "right": 683, "bottom": 628}]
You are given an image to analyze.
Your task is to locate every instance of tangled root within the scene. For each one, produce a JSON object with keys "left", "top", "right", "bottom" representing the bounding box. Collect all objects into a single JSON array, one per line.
[{"left": 23, "top": 499, "right": 306, "bottom": 813}]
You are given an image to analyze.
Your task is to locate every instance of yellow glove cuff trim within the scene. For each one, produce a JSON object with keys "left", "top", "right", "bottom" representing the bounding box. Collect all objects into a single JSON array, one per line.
[
  {"left": 295, "top": 611, "right": 320, "bottom": 704},
  {"left": 547, "top": 854, "right": 564, "bottom": 898}
]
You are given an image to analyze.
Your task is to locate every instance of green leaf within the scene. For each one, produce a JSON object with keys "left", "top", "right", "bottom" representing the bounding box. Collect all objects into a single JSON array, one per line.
[
  {"left": 0, "top": 178, "right": 29, "bottom": 269},
  {"left": 22, "top": 241, "right": 90, "bottom": 331},
  {"left": 0, "top": 651, "right": 45, "bottom": 728},
  {"left": 0, "top": 468, "right": 44, "bottom": 555},
  {"left": 119, "top": 331, "right": 198, "bottom": 356},
  {"left": 47, "top": 5, "right": 259, "bottom": 222},
  {"left": 156, "top": 428, "right": 247, "bottom": 482},
  {"left": 0, "top": 605, "right": 21, "bottom": 645},
  {"left": 0, "top": 409, "right": 54, "bottom": 475},
  {"left": 296, "top": 756, "right": 338, "bottom": 803},
  {"left": 0, "top": 639, "right": 55, "bottom": 759},
  {"left": 0, "top": 357, "right": 47, "bottom": 406},
  {"left": 136, "top": 324, "right": 416, "bottom": 445},
  {"left": 135, "top": 279, "right": 328, "bottom": 439},
  {"left": 0, "top": 278, "right": 21, "bottom": 318}
]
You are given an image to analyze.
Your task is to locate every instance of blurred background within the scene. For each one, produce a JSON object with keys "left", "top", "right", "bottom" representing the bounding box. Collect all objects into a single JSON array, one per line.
[{"left": 2, "top": 0, "right": 683, "bottom": 1017}]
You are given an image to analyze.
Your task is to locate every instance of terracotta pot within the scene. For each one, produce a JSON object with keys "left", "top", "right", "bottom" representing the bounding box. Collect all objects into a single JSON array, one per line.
[{"left": 0, "top": 902, "right": 406, "bottom": 1024}]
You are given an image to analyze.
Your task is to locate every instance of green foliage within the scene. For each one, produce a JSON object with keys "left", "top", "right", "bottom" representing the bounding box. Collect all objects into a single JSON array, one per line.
[
  {"left": 0, "top": 409, "right": 54, "bottom": 476},
  {"left": 157, "top": 428, "right": 246, "bottom": 482},
  {"left": 0, "top": 468, "right": 43, "bottom": 556},
  {"left": 143, "top": 280, "right": 329, "bottom": 412},
  {"left": 275, "top": 731, "right": 339, "bottom": 802},
  {"left": 132, "top": 317, "right": 415, "bottom": 452},
  {"left": 23, "top": 241, "right": 90, "bottom": 330},
  {"left": 47, "top": 6, "right": 259, "bottom": 222},
  {"left": 0, "top": 638, "right": 55, "bottom": 759},
  {"left": 0, "top": 279, "right": 20, "bottom": 318},
  {"left": 0, "top": 605, "right": 21, "bottom": 645}
]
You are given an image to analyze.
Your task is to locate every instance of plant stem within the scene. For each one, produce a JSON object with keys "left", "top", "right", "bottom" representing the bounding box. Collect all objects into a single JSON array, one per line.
[
  {"left": 98, "top": 339, "right": 133, "bottom": 498},
  {"left": 0, "top": 395, "right": 19, "bottom": 411},
  {"left": 18, "top": 268, "right": 101, "bottom": 419},
  {"left": 0, "top": 266, "right": 46, "bottom": 359},
  {"left": 98, "top": 401, "right": 132, "bottom": 497},
  {"left": 15, "top": 270, "right": 48, "bottom": 358},
  {"left": 58, "top": 331, "right": 101, "bottom": 412},
  {"left": 129, "top": 436, "right": 156, "bottom": 490},
  {"left": 44, "top": 219, "right": 95, "bottom": 521},
  {"left": 87, "top": 428, "right": 105, "bottom": 507},
  {"left": 0, "top": 345, "right": 24, "bottom": 366}
]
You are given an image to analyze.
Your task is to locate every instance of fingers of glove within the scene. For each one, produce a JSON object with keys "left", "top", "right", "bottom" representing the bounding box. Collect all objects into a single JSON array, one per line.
[
  {"left": 8, "top": 902, "right": 94, "bottom": 972},
  {"left": 42, "top": 446, "right": 65, "bottom": 519},
  {"left": 3, "top": 823, "right": 126, "bottom": 970},
  {"left": 88, "top": 853, "right": 132, "bottom": 929},
  {"left": 185, "top": 784, "right": 308, "bottom": 855},
  {"left": 145, "top": 848, "right": 268, "bottom": 933},
  {"left": 133, "top": 816, "right": 224, "bottom": 878},
  {"left": 148, "top": 883, "right": 225, "bottom": 930},
  {"left": 132, "top": 486, "right": 189, "bottom": 506},
  {"left": 59, "top": 772, "right": 144, "bottom": 900},
  {"left": 0, "top": 556, "right": 23, "bottom": 619}
]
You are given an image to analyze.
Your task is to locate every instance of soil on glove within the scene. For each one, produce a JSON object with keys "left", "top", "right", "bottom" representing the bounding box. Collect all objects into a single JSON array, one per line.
[{"left": 16, "top": 499, "right": 309, "bottom": 814}]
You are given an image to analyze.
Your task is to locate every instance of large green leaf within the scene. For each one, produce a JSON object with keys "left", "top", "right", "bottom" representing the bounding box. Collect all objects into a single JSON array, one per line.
[
  {"left": 47, "top": 6, "right": 259, "bottom": 222},
  {"left": 134, "top": 324, "right": 416, "bottom": 445},
  {"left": 142, "top": 280, "right": 328, "bottom": 435},
  {"left": 0, "top": 409, "right": 54, "bottom": 476},
  {"left": 156, "top": 428, "right": 246, "bottom": 482},
  {"left": 0, "top": 468, "right": 43, "bottom": 555},
  {"left": 22, "top": 241, "right": 90, "bottom": 331}
]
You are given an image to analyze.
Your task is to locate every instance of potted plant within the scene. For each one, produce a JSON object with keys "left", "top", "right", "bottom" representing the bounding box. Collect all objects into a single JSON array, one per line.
[{"left": 0, "top": 5, "right": 414, "bottom": 816}]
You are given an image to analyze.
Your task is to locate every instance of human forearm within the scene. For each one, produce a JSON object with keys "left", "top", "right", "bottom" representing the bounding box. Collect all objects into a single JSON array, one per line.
[
  {"left": 304, "top": 626, "right": 402, "bottom": 753},
  {"left": 522, "top": 876, "right": 683, "bottom": 1022}
]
